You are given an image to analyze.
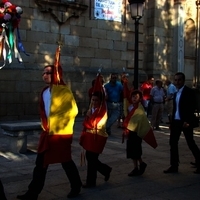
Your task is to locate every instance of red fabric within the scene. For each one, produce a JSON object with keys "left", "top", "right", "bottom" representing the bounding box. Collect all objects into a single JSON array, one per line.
[
  {"left": 123, "top": 104, "right": 138, "bottom": 127},
  {"left": 93, "top": 74, "right": 104, "bottom": 95},
  {"left": 80, "top": 131, "right": 107, "bottom": 153},
  {"left": 80, "top": 102, "right": 107, "bottom": 153},
  {"left": 52, "top": 46, "right": 65, "bottom": 85},
  {"left": 80, "top": 73, "right": 107, "bottom": 153},
  {"left": 123, "top": 80, "right": 132, "bottom": 104},
  {"left": 38, "top": 89, "right": 73, "bottom": 166},
  {"left": 143, "top": 129, "right": 157, "bottom": 149},
  {"left": 140, "top": 82, "right": 153, "bottom": 100},
  {"left": 88, "top": 87, "right": 94, "bottom": 100},
  {"left": 83, "top": 103, "right": 106, "bottom": 129}
]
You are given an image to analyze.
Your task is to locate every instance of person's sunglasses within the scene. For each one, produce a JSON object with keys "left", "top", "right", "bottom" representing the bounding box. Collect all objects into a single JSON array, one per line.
[{"left": 42, "top": 72, "right": 52, "bottom": 76}]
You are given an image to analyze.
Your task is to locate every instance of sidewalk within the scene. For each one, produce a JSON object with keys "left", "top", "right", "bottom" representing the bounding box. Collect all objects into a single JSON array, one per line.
[{"left": 1, "top": 117, "right": 200, "bottom": 200}]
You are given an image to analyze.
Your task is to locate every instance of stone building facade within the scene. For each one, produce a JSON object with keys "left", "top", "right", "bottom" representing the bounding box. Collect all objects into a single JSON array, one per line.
[{"left": 0, "top": 0, "right": 199, "bottom": 120}]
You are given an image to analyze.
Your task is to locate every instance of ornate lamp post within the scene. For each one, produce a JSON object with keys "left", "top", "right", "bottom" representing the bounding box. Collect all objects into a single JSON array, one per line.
[{"left": 128, "top": 0, "right": 145, "bottom": 89}]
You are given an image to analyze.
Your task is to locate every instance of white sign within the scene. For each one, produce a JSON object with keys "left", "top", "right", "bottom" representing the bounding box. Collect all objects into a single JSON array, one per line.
[{"left": 94, "top": 0, "right": 122, "bottom": 22}]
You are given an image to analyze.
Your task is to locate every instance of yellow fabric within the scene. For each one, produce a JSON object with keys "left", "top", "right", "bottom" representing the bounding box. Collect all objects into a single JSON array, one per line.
[
  {"left": 127, "top": 103, "right": 151, "bottom": 138},
  {"left": 48, "top": 84, "right": 78, "bottom": 135},
  {"left": 86, "top": 112, "right": 108, "bottom": 137}
]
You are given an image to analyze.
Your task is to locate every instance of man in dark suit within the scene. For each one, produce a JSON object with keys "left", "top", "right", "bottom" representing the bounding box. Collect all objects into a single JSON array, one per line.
[{"left": 163, "top": 72, "right": 200, "bottom": 174}]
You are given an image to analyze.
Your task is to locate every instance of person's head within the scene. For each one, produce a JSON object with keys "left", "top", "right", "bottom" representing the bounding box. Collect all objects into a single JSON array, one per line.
[
  {"left": 165, "top": 79, "right": 171, "bottom": 86},
  {"left": 147, "top": 75, "right": 154, "bottom": 85},
  {"left": 131, "top": 90, "right": 143, "bottom": 105},
  {"left": 174, "top": 72, "right": 185, "bottom": 89},
  {"left": 91, "top": 91, "right": 104, "bottom": 108},
  {"left": 110, "top": 73, "right": 118, "bottom": 84},
  {"left": 42, "top": 65, "right": 53, "bottom": 84},
  {"left": 155, "top": 79, "right": 162, "bottom": 88}
]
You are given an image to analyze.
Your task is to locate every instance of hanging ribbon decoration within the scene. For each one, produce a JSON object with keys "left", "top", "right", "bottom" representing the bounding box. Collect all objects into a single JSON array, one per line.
[{"left": 0, "top": 0, "right": 28, "bottom": 69}]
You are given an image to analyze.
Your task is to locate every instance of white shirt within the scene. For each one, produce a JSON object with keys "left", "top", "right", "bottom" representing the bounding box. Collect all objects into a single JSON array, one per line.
[
  {"left": 174, "top": 86, "right": 184, "bottom": 120},
  {"left": 43, "top": 87, "right": 51, "bottom": 117},
  {"left": 91, "top": 107, "right": 96, "bottom": 114}
]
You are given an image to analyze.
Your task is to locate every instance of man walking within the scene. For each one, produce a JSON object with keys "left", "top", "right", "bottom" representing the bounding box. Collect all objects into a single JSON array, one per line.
[
  {"left": 164, "top": 72, "right": 200, "bottom": 174},
  {"left": 17, "top": 48, "right": 82, "bottom": 199}
]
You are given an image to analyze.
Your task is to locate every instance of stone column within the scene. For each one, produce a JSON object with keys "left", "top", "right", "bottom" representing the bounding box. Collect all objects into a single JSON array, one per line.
[{"left": 173, "top": 0, "right": 185, "bottom": 72}]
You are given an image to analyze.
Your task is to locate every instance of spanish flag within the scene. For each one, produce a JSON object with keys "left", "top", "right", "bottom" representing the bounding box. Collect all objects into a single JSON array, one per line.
[
  {"left": 123, "top": 102, "right": 157, "bottom": 149},
  {"left": 80, "top": 73, "right": 108, "bottom": 154},
  {"left": 38, "top": 46, "right": 78, "bottom": 166}
]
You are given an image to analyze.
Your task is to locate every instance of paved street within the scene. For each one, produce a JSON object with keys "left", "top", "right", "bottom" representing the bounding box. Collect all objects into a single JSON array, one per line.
[{"left": 1, "top": 116, "right": 200, "bottom": 200}]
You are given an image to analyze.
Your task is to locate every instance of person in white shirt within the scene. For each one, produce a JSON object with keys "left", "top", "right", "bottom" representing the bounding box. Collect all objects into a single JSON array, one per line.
[{"left": 164, "top": 72, "right": 200, "bottom": 174}]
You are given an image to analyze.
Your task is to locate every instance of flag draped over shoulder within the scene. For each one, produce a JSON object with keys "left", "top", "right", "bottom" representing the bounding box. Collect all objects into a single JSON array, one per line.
[
  {"left": 123, "top": 102, "right": 157, "bottom": 149},
  {"left": 48, "top": 46, "right": 78, "bottom": 135},
  {"left": 40, "top": 46, "right": 78, "bottom": 135},
  {"left": 80, "top": 72, "right": 108, "bottom": 154},
  {"left": 38, "top": 46, "right": 78, "bottom": 166}
]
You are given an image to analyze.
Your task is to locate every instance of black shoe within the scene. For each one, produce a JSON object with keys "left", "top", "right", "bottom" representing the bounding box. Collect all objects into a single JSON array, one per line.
[
  {"left": 139, "top": 162, "right": 147, "bottom": 175},
  {"left": 82, "top": 183, "right": 96, "bottom": 188},
  {"left": 128, "top": 168, "right": 139, "bottom": 176},
  {"left": 67, "top": 188, "right": 81, "bottom": 198},
  {"left": 163, "top": 166, "right": 178, "bottom": 174},
  {"left": 17, "top": 192, "right": 38, "bottom": 200},
  {"left": 105, "top": 167, "right": 112, "bottom": 181}
]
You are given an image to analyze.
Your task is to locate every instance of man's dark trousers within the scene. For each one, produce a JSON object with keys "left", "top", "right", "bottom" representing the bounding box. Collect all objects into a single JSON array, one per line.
[
  {"left": 170, "top": 120, "right": 200, "bottom": 167},
  {"left": 28, "top": 152, "right": 82, "bottom": 195}
]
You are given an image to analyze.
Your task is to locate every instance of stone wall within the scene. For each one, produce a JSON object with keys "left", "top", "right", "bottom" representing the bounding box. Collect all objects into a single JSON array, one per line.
[
  {"left": 0, "top": 0, "right": 147, "bottom": 120},
  {"left": 1, "top": 0, "right": 197, "bottom": 120}
]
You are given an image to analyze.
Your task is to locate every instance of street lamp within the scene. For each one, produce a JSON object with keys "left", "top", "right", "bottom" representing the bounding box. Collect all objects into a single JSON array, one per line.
[{"left": 128, "top": 0, "right": 145, "bottom": 89}]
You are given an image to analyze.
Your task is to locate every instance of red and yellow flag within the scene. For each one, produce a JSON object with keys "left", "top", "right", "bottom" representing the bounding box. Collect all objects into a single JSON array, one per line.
[
  {"left": 38, "top": 46, "right": 78, "bottom": 166},
  {"left": 80, "top": 72, "right": 108, "bottom": 154},
  {"left": 123, "top": 102, "right": 157, "bottom": 149}
]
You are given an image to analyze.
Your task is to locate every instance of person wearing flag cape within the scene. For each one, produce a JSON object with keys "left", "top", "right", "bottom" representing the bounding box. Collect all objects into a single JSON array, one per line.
[
  {"left": 79, "top": 73, "right": 112, "bottom": 188},
  {"left": 122, "top": 75, "right": 157, "bottom": 176},
  {"left": 17, "top": 47, "right": 82, "bottom": 200}
]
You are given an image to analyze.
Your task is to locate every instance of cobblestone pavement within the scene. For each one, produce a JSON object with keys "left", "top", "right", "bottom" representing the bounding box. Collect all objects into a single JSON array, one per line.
[{"left": 0, "top": 116, "right": 200, "bottom": 200}]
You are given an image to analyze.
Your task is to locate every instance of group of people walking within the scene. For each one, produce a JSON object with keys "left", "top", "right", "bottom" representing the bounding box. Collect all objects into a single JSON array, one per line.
[{"left": 1, "top": 62, "right": 200, "bottom": 200}]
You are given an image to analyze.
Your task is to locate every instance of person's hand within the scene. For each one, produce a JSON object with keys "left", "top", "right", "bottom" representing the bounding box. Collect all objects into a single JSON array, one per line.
[{"left": 183, "top": 122, "right": 189, "bottom": 128}]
